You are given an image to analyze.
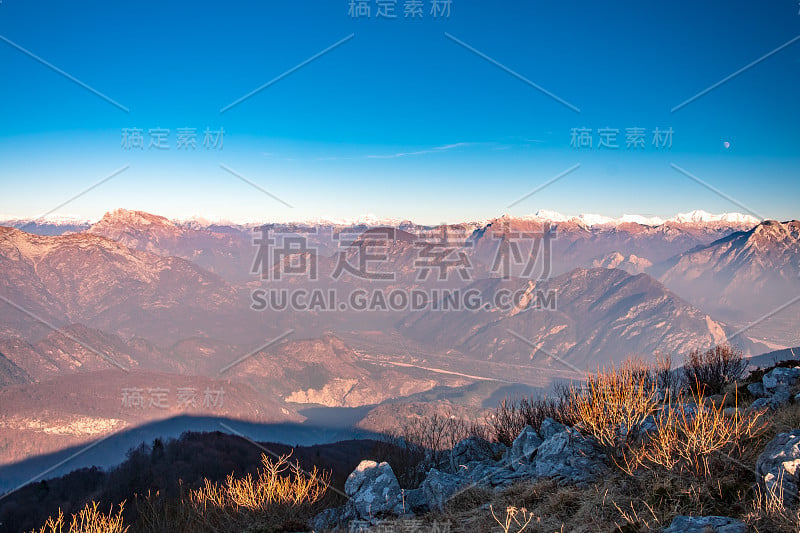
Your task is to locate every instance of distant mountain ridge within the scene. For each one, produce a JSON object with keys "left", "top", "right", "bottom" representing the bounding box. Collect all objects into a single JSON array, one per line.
[
  {"left": 1, "top": 208, "right": 763, "bottom": 235},
  {"left": 658, "top": 219, "right": 800, "bottom": 325},
  {"left": 398, "top": 268, "right": 762, "bottom": 369},
  {"left": 507, "top": 209, "right": 760, "bottom": 227}
]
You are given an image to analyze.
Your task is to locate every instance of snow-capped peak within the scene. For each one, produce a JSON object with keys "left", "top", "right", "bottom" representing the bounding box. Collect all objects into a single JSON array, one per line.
[
  {"left": 618, "top": 214, "right": 666, "bottom": 226},
  {"left": 667, "top": 210, "right": 760, "bottom": 224},
  {"left": 299, "top": 214, "right": 408, "bottom": 227},
  {"left": 515, "top": 210, "right": 571, "bottom": 222},
  {"left": 514, "top": 210, "right": 759, "bottom": 228},
  {"left": 576, "top": 213, "right": 614, "bottom": 226},
  {"left": 533, "top": 209, "right": 570, "bottom": 222}
]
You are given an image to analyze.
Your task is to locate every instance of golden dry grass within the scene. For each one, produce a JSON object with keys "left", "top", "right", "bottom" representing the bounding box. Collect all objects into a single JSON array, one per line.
[
  {"left": 141, "top": 451, "right": 330, "bottom": 532},
  {"left": 34, "top": 452, "right": 331, "bottom": 533},
  {"left": 743, "top": 480, "right": 800, "bottom": 533},
  {"left": 30, "top": 502, "right": 128, "bottom": 533},
  {"left": 189, "top": 451, "right": 328, "bottom": 511}
]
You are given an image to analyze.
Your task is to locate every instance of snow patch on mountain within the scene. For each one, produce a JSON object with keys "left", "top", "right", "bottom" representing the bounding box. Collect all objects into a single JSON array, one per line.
[
  {"left": 667, "top": 210, "right": 760, "bottom": 225},
  {"left": 3, "top": 208, "right": 763, "bottom": 231},
  {"left": 618, "top": 214, "right": 666, "bottom": 226},
  {"left": 513, "top": 210, "right": 757, "bottom": 228}
]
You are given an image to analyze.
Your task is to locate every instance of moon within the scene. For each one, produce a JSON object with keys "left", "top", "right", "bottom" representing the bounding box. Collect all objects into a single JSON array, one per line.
[{"left": 723, "top": 141, "right": 731, "bottom": 149}]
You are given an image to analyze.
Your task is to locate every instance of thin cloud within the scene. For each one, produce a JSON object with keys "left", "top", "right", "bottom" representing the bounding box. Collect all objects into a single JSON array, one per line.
[
  {"left": 366, "top": 142, "right": 478, "bottom": 159},
  {"left": 434, "top": 142, "right": 475, "bottom": 150}
]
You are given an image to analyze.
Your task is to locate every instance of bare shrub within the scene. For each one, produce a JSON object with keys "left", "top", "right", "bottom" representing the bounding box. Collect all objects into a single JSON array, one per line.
[
  {"left": 626, "top": 389, "right": 767, "bottom": 479},
  {"left": 567, "top": 359, "right": 659, "bottom": 460},
  {"left": 682, "top": 344, "right": 747, "bottom": 395},
  {"left": 31, "top": 502, "right": 128, "bottom": 533},
  {"left": 191, "top": 453, "right": 328, "bottom": 510},
  {"left": 488, "top": 395, "right": 574, "bottom": 447},
  {"left": 398, "top": 411, "right": 475, "bottom": 454},
  {"left": 134, "top": 489, "right": 196, "bottom": 533},
  {"left": 654, "top": 352, "right": 680, "bottom": 399},
  {"left": 375, "top": 408, "right": 484, "bottom": 487}
]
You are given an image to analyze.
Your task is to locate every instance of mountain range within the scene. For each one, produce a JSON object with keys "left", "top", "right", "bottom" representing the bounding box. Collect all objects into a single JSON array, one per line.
[{"left": 0, "top": 208, "right": 797, "bottom": 473}]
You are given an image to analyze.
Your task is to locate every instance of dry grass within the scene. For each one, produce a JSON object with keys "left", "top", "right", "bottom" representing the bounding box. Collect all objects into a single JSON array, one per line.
[
  {"left": 743, "top": 480, "right": 800, "bottom": 533},
  {"left": 137, "top": 452, "right": 330, "bottom": 532},
  {"left": 490, "top": 504, "right": 535, "bottom": 532},
  {"left": 429, "top": 477, "right": 657, "bottom": 533},
  {"left": 429, "top": 463, "right": 759, "bottom": 532},
  {"left": 34, "top": 452, "right": 331, "bottom": 533},
  {"left": 764, "top": 401, "right": 800, "bottom": 439},
  {"left": 190, "top": 452, "right": 328, "bottom": 510},
  {"left": 30, "top": 502, "right": 128, "bottom": 533}
]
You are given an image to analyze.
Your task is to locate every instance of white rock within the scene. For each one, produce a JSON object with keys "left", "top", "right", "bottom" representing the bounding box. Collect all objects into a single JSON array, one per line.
[
  {"left": 344, "top": 460, "right": 404, "bottom": 519},
  {"left": 756, "top": 430, "right": 800, "bottom": 506}
]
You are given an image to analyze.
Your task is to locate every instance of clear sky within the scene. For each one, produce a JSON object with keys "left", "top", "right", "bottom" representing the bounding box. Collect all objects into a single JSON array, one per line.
[{"left": 1, "top": 0, "right": 798, "bottom": 224}]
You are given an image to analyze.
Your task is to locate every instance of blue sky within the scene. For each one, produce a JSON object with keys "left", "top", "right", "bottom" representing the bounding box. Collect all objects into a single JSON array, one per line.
[{"left": 0, "top": 0, "right": 798, "bottom": 224}]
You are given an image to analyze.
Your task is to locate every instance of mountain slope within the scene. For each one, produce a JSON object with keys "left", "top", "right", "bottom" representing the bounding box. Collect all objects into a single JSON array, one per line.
[
  {"left": 87, "top": 209, "right": 254, "bottom": 282},
  {"left": 0, "top": 226, "right": 242, "bottom": 344},
  {"left": 591, "top": 251, "right": 652, "bottom": 274},
  {"left": 659, "top": 220, "right": 800, "bottom": 324},
  {"left": 399, "top": 268, "right": 752, "bottom": 370},
  {"left": 0, "top": 351, "right": 30, "bottom": 386}
]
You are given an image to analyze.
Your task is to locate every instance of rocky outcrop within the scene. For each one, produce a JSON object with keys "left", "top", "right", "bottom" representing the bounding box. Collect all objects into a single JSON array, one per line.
[
  {"left": 749, "top": 366, "right": 800, "bottom": 410},
  {"left": 534, "top": 425, "right": 608, "bottom": 485},
  {"left": 449, "top": 436, "right": 497, "bottom": 471},
  {"left": 756, "top": 430, "right": 800, "bottom": 506},
  {"left": 504, "top": 425, "right": 543, "bottom": 471},
  {"left": 343, "top": 460, "right": 405, "bottom": 520},
  {"left": 312, "top": 418, "right": 610, "bottom": 529},
  {"left": 420, "top": 468, "right": 468, "bottom": 511}
]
